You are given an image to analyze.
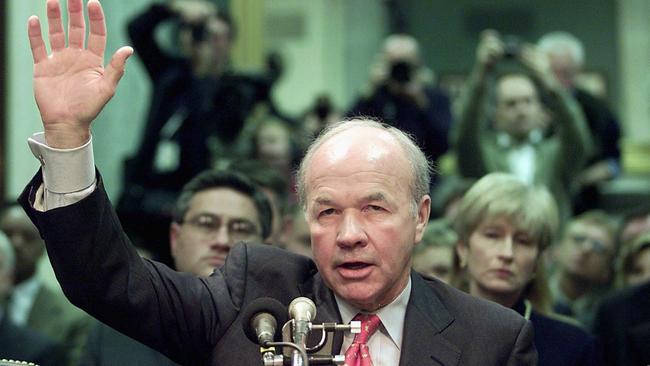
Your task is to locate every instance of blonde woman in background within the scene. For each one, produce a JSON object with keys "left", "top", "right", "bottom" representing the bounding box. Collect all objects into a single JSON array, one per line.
[{"left": 453, "top": 173, "right": 602, "bottom": 366}]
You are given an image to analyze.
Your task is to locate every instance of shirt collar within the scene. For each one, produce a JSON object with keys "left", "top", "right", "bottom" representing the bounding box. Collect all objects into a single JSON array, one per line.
[
  {"left": 496, "top": 128, "right": 544, "bottom": 148},
  {"left": 334, "top": 276, "right": 412, "bottom": 350},
  {"left": 12, "top": 274, "right": 41, "bottom": 299}
]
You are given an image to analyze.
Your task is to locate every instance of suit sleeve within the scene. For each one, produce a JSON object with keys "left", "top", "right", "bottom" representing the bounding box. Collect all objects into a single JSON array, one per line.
[
  {"left": 451, "top": 71, "right": 490, "bottom": 178},
  {"left": 507, "top": 320, "right": 538, "bottom": 366},
  {"left": 18, "top": 172, "right": 242, "bottom": 365}
]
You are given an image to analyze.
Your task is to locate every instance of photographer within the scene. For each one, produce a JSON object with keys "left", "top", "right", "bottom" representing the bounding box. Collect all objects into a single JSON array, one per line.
[
  {"left": 452, "top": 30, "right": 592, "bottom": 222},
  {"left": 347, "top": 34, "right": 453, "bottom": 167},
  {"left": 117, "top": 1, "right": 272, "bottom": 256},
  {"left": 123, "top": 1, "right": 264, "bottom": 192}
]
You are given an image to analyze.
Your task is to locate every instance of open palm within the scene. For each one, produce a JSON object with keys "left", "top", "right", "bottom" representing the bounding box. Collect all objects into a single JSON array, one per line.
[{"left": 28, "top": 0, "right": 132, "bottom": 148}]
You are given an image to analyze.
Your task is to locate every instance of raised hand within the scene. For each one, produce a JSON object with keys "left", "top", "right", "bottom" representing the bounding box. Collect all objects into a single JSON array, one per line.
[
  {"left": 519, "top": 44, "right": 559, "bottom": 91},
  {"left": 476, "top": 30, "right": 504, "bottom": 72},
  {"left": 28, "top": 0, "right": 133, "bottom": 148}
]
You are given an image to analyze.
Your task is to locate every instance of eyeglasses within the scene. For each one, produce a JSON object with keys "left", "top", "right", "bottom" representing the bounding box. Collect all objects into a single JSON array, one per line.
[
  {"left": 569, "top": 234, "right": 611, "bottom": 254},
  {"left": 181, "top": 213, "right": 259, "bottom": 241}
]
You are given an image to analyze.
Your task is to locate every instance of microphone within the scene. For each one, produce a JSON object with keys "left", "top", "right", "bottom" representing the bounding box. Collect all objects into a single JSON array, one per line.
[
  {"left": 288, "top": 297, "right": 317, "bottom": 348},
  {"left": 241, "top": 297, "right": 288, "bottom": 346}
]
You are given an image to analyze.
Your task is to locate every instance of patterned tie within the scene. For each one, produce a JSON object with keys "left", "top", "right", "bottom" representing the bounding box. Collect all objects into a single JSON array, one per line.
[{"left": 344, "top": 313, "right": 382, "bottom": 366}]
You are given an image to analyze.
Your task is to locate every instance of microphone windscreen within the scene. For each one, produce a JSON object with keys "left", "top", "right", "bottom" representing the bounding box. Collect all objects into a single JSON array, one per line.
[{"left": 241, "top": 297, "right": 288, "bottom": 344}]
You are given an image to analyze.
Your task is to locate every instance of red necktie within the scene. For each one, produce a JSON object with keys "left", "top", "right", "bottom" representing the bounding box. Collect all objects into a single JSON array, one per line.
[{"left": 344, "top": 313, "right": 382, "bottom": 366}]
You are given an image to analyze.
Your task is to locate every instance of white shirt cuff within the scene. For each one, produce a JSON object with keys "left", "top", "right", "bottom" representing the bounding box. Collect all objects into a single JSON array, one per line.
[{"left": 28, "top": 132, "right": 96, "bottom": 194}]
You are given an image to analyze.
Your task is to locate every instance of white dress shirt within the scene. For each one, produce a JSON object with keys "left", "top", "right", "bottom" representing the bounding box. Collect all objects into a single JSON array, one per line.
[
  {"left": 8, "top": 274, "right": 41, "bottom": 326},
  {"left": 335, "top": 278, "right": 411, "bottom": 366},
  {"left": 28, "top": 133, "right": 96, "bottom": 210}
]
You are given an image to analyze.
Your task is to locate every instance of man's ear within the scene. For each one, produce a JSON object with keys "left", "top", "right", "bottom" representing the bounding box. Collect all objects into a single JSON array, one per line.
[
  {"left": 414, "top": 195, "right": 431, "bottom": 243},
  {"left": 456, "top": 240, "right": 468, "bottom": 268},
  {"left": 169, "top": 222, "right": 181, "bottom": 257}
]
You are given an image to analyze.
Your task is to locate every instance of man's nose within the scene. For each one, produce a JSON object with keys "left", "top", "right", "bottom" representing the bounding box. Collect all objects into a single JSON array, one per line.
[
  {"left": 8, "top": 233, "right": 25, "bottom": 249},
  {"left": 211, "top": 225, "right": 232, "bottom": 248},
  {"left": 336, "top": 211, "right": 367, "bottom": 248}
]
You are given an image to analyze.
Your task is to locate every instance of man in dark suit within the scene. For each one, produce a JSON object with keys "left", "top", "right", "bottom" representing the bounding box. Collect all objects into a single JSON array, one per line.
[
  {"left": 79, "top": 169, "right": 273, "bottom": 366},
  {"left": 452, "top": 30, "right": 592, "bottom": 223},
  {"left": 0, "top": 204, "right": 92, "bottom": 366},
  {"left": 20, "top": 0, "right": 537, "bottom": 364},
  {"left": 0, "top": 232, "right": 64, "bottom": 366}
]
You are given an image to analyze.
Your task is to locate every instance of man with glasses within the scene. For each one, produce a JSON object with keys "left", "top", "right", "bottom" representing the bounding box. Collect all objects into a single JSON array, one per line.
[
  {"left": 169, "top": 169, "right": 273, "bottom": 276},
  {"left": 549, "top": 210, "right": 617, "bottom": 331},
  {"left": 80, "top": 169, "right": 273, "bottom": 365}
]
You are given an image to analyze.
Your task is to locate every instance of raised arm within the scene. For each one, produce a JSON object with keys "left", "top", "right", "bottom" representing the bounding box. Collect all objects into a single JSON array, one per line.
[
  {"left": 519, "top": 45, "right": 593, "bottom": 177},
  {"left": 452, "top": 30, "right": 503, "bottom": 177},
  {"left": 28, "top": 0, "right": 132, "bottom": 149}
]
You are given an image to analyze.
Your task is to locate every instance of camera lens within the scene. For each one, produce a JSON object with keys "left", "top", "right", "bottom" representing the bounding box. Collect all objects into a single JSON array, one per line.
[{"left": 390, "top": 61, "right": 412, "bottom": 84}]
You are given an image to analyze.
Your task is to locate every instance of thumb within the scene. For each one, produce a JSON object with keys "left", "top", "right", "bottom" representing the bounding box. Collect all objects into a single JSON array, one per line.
[{"left": 105, "top": 46, "right": 134, "bottom": 87}]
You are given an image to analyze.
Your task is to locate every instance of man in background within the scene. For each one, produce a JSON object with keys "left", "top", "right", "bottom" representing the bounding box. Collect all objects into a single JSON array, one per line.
[
  {"left": 549, "top": 210, "right": 618, "bottom": 330},
  {"left": 538, "top": 31, "right": 622, "bottom": 213},
  {"left": 0, "top": 231, "right": 64, "bottom": 366},
  {"left": 347, "top": 34, "right": 453, "bottom": 167},
  {"left": 1, "top": 204, "right": 91, "bottom": 365},
  {"left": 169, "top": 169, "right": 273, "bottom": 275},
  {"left": 80, "top": 169, "right": 273, "bottom": 365},
  {"left": 453, "top": 29, "right": 592, "bottom": 222}
]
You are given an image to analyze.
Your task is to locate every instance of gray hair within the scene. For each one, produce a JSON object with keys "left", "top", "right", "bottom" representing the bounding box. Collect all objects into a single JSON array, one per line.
[
  {"left": 296, "top": 118, "right": 433, "bottom": 214},
  {"left": 0, "top": 231, "right": 15, "bottom": 275},
  {"left": 537, "top": 31, "right": 585, "bottom": 68}
]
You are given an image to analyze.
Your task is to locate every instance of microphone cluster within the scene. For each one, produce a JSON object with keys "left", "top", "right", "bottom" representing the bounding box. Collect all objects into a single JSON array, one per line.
[{"left": 242, "top": 297, "right": 360, "bottom": 366}]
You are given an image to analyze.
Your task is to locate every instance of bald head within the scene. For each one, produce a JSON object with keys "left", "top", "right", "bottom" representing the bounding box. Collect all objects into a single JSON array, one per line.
[{"left": 297, "top": 119, "right": 432, "bottom": 213}]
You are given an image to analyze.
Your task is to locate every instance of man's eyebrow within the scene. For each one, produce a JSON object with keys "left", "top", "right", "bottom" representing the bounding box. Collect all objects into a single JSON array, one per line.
[
  {"left": 364, "top": 192, "right": 387, "bottom": 202},
  {"left": 313, "top": 197, "right": 334, "bottom": 207}
]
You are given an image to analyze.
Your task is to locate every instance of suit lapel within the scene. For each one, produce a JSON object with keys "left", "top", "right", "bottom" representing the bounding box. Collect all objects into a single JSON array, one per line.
[
  {"left": 399, "top": 273, "right": 460, "bottom": 366},
  {"left": 298, "top": 271, "right": 462, "bottom": 365}
]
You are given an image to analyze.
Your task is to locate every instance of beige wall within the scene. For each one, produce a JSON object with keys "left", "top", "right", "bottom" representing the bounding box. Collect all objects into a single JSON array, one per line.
[{"left": 618, "top": 0, "right": 650, "bottom": 139}]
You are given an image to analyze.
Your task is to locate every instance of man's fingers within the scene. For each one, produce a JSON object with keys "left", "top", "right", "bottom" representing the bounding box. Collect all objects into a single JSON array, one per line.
[
  {"left": 105, "top": 46, "right": 134, "bottom": 87},
  {"left": 46, "top": 0, "right": 65, "bottom": 51},
  {"left": 67, "top": 0, "right": 86, "bottom": 48},
  {"left": 28, "top": 16, "right": 48, "bottom": 64},
  {"left": 87, "top": 0, "right": 106, "bottom": 58}
]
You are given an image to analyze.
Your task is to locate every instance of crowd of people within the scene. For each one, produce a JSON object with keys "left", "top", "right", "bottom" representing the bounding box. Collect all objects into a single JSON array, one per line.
[{"left": 1, "top": 0, "right": 649, "bottom": 365}]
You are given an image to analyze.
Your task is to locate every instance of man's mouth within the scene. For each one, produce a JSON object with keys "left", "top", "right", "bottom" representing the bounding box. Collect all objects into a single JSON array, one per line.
[
  {"left": 336, "top": 261, "right": 374, "bottom": 279},
  {"left": 339, "top": 262, "right": 371, "bottom": 270}
]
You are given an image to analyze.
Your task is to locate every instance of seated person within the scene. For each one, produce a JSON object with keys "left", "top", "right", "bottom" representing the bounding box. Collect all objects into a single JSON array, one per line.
[
  {"left": 453, "top": 173, "right": 602, "bottom": 366},
  {"left": 1, "top": 204, "right": 91, "bottom": 366},
  {"left": 80, "top": 169, "right": 273, "bottom": 365},
  {"left": 0, "top": 231, "right": 64, "bottom": 366},
  {"left": 617, "top": 231, "right": 650, "bottom": 287},
  {"left": 548, "top": 210, "right": 617, "bottom": 331},
  {"left": 412, "top": 219, "right": 457, "bottom": 284}
]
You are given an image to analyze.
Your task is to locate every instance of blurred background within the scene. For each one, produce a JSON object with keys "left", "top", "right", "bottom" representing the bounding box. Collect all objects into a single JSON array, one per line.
[{"left": 1, "top": 0, "right": 649, "bottom": 202}]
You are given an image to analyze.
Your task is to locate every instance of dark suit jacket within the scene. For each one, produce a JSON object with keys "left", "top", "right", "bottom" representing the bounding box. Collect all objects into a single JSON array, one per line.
[
  {"left": 19, "top": 173, "right": 536, "bottom": 365},
  {"left": 513, "top": 301, "right": 602, "bottom": 366},
  {"left": 593, "top": 282, "right": 650, "bottom": 366},
  {"left": 79, "top": 320, "right": 180, "bottom": 366},
  {"left": 24, "top": 284, "right": 91, "bottom": 365}
]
